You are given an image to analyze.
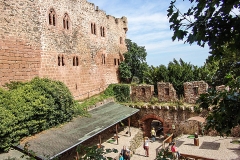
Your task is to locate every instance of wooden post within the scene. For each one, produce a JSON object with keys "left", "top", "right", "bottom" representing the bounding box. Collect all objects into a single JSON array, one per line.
[
  {"left": 128, "top": 117, "right": 131, "bottom": 136},
  {"left": 116, "top": 124, "right": 119, "bottom": 145},
  {"left": 98, "top": 134, "right": 102, "bottom": 148}
]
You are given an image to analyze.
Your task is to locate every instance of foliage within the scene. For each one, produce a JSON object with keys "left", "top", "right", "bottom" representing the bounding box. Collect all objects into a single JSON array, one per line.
[
  {"left": 144, "top": 65, "right": 169, "bottom": 94},
  {"left": 206, "top": 44, "right": 240, "bottom": 86},
  {"left": 167, "top": 0, "right": 240, "bottom": 57},
  {"left": 112, "top": 84, "right": 130, "bottom": 102},
  {"left": 119, "top": 39, "right": 148, "bottom": 83},
  {"left": 0, "top": 77, "right": 79, "bottom": 152},
  {"left": 198, "top": 74, "right": 240, "bottom": 136},
  {"left": 118, "top": 62, "right": 132, "bottom": 83},
  {"left": 156, "top": 149, "right": 173, "bottom": 160},
  {"left": 76, "top": 145, "right": 118, "bottom": 160},
  {"left": 168, "top": 58, "right": 197, "bottom": 96}
]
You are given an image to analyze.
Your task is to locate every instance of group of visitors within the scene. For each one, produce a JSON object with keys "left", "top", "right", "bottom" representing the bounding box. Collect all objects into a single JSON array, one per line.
[
  {"left": 119, "top": 146, "right": 130, "bottom": 160},
  {"left": 119, "top": 127, "right": 180, "bottom": 159}
]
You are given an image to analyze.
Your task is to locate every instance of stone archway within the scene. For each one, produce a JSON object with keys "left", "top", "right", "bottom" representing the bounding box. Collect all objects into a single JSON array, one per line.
[{"left": 139, "top": 113, "right": 167, "bottom": 138}]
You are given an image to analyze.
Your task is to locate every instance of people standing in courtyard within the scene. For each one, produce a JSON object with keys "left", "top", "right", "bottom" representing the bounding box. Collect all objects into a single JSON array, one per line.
[
  {"left": 121, "top": 146, "right": 130, "bottom": 160},
  {"left": 171, "top": 142, "right": 180, "bottom": 159},
  {"left": 143, "top": 137, "right": 151, "bottom": 157},
  {"left": 119, "top": 153, "right": 124, "bottom": 160},
  {"left": 151, "top": 127, "right": 156, "bottom": 142}
]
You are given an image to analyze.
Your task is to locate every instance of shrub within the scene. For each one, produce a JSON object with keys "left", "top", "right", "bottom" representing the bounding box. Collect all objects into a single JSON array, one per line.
[{"left": 0, "top": 77, "right": 77, "bottom": 152}]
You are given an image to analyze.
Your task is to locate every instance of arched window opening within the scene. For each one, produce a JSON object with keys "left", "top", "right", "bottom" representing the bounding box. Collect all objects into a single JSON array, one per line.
[
  {"left": 120, "top": 37, "right": 123, "bottom": 44},
  {"left": 63, "top": 13, "right": 70, "bottom": 30},
  {"left": 102, "top": 54, "right": 106, "bottom": 64},
  {"left": 49, "top": 9, "right": 56, "bottom": 26}
]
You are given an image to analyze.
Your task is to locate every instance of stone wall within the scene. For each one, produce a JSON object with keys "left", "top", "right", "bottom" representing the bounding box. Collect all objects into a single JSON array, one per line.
[
  {"left": 131, "top": 85, "right": 154, "bottom": 102},
  {"left": 130, "top": 105, "right": 199, "bottom": 138},
  {"left": 184, "top": 81, "right": 208, "bottom": 104},
  {"left": 157, "top": 82, "right": 177, "bottom": 102},
  {"left": 0, "top": 0, "right": 127, "bottom": 99}
]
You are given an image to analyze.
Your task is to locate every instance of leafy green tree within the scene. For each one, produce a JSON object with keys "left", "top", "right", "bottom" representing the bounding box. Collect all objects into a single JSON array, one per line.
[
  {"left": 144, "top": 65, "right": 169, "bottom": 94},
  {"left": 167, "top": 0, "right": 240, "bottom": 57},
  {"left": 119, "top": 39, "right": 148, "bottom": 83},
  {"left": 167, "top": 0, "right": 240, "bottom": 135},
  {"left": 167, "top": 58, "right": 196, "bottom": 96},
  {"left": 198, "top": 74, "right": 240, "bottom": 136}
]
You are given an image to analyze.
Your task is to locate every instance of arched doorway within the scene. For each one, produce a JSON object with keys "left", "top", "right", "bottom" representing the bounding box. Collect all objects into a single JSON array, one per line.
[{"left": 139, "top": 114, "right": 166, "bottom": 139}]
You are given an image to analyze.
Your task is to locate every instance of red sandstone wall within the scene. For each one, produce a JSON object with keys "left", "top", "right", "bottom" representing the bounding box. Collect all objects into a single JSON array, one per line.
[
  {"left": 0, "top": 1, "right": 41, "bottom": 86},
  {"left": 0, "top": 0, "right": 127, "bottom": 99}
]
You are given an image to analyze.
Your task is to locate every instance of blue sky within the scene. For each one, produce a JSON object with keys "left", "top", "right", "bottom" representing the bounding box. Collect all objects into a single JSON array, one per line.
[{"left": 88, "top": 0, "right": 210, "bottom": 67}]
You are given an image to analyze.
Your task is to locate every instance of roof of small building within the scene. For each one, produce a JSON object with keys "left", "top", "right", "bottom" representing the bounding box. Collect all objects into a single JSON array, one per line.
[{"left": 17, "top": 102, "right": 139, "bottom": 159}]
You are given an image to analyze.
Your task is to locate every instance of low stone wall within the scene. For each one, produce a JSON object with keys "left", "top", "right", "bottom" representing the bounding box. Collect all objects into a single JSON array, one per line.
[{"left": 129, "top": 130, "right": 144, "bottom": 154}]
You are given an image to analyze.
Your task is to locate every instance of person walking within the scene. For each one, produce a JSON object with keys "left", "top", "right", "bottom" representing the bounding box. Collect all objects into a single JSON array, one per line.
[
  {"left": 143, "top": 137, "right": 151, "bottom": 157},
  {"left": 151, "top": 127, "right": 156, "bottom": 142},
  {"left": 171, "top": 142, "right": 180, "bottom": 159}
]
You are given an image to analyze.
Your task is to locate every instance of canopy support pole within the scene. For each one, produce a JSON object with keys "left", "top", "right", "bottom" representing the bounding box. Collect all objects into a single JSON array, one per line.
[{"left": 128, "top": 117, "right": 131, "bottom": 136}]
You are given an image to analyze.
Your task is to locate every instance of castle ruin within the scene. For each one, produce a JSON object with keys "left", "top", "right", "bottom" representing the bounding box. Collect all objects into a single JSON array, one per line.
[{"left": 0, "top": 0, "right": 127, "bottom": 99}]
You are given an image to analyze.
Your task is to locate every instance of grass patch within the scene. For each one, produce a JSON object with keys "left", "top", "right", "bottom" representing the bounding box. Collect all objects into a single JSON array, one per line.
[
  {"left": 107, "top": 139, "right": 116, "bottom": 143},
  {"left": 187, "top": 135, "right": 195, "bottom": 139},
  {"left": 231, "top": 140, "right": 240, "bottom": 144}
]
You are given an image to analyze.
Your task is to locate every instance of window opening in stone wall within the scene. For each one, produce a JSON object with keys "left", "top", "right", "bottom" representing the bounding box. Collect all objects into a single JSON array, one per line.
[
  {"left": 63, "top": 13, "right": 69, "bottom": 30},
  {"left": 141, "top": 88, "right": 146, "bottom": 96},
  {"left": 76, "top": 56, "right": 79, "bottom": 66},
  {"left": 73, "top": 56, "right": 76, "bottom": 66},
  {"left": 165, "top": 88, "right": 169, "bottom": 95},
  {"left": 100, "top": 26, "right": 105, "bottom": 37},
  {"left": 58, "top": 56, "right": 61, "bottom": 66},
  {"left": 102, "top": 54, "right": 106, "bottom": 64},
  {"left": 49, "top": 9, "right": 56, "bottom": 26},
  {"left": 61, "top": 55, "right": 65, "bottom": 66},
  {"left": 193, "top": 87, "right": 198, "bottom": 95},
  {"left": 103, "top": 27, "right": 105, "bottom": 37},
  {"left": 118, "top": 59, "right": 120, "bottom": 65},
  {"left": 76, "top": 84, "right": 78, "bottom": 90},
  {"left": 114, "top": 58, "right": 117, "bottom": 65},
  {"left": 91, "top": 23, "right": 93, "bottom": 34},
  {"left": 91, "top": 23, "right": 96, "bottom": 35},
  {"left": 94, "top": 23, "right": 96, "bottom": 35},
  {"left": 73, "top": 56, "right": 79, "bottom": 66},
  {"left": 120, "top": 37, "right": 123, "bottom": 44},
  {"left": 58, "top": 55, "right": 65, "bottom": 66}
]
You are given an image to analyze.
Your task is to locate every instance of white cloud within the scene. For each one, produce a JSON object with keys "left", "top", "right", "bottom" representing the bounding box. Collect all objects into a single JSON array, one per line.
[{"left": 87, "top": 0, "right": 210, "bottom": 67}]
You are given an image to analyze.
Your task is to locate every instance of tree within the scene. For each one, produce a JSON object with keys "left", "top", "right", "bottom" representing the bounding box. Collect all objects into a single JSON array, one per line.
[
  {"left": 198, "top": 74, "right": 240, "bottom": 136},
  {"left": 167, "top": 0, "right": 240, "bottom": 135},
  {"left": 119, "top": 39, "right": 148, "bottom": 83},
  {"left": 144, "top": 65, "right": 169, "bottom": 94},
  {"left": 167, "top": 0, "right": 240, "bottom": 57},
  {"left": 167, "top": 58, "right": 196, "bottom": 96}
]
